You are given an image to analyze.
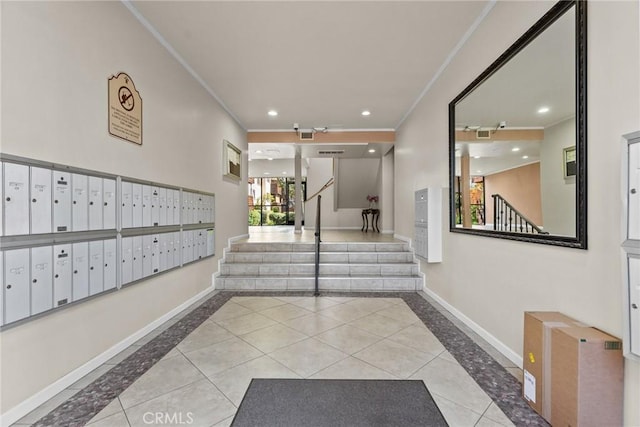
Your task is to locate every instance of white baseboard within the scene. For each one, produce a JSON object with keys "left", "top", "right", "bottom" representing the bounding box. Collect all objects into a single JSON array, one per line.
[
  {"left": 421, "top": 286, "right": 523, "bottom": 368},
  {"left": 322, "top": 226, "right": 362, "bottom": 230},
  {"left": 228, "top": 233, "right": 249, "bottom": 245},
  {"left": 393, "top": 233, "right": 412, "bottom": 246},
  {"left": 1, "top": 286, "right": 217, "bottom": 427}
]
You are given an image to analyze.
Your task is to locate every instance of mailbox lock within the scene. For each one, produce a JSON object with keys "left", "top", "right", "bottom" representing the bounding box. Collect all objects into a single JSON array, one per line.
[
  {"left": 32, "top": 279, "right": 37, "bottom": 283},
  {"left": 74, "top": 270, "right": 78, "bottom": 274},
  {"left": 55, "top": 274, "right": 59, "bottom": 278},
  {"left": 54, "top": 200, "right": 58, "bottom": 204},
  {"left": 32, "top": 198, "right": 37, "bottom": 203},
  {"left": 73, "top": 200, "right": 77, "bottom": 204},
  {"left": 5, "top": 197, "right": 10, "bottom": 202},
  {"left": 89, "top": 201, "right": 94, "bottom": 205},
  {"left": 633, "top": 303, "right": 638, "bottom": 309},
  {"left": 6, "top": 284, "right": 12, "bottom": 289},
  {"left": 105, "top": 263, "right": 108, "bottom": 267},
  {"left": 90, "top": 266, "right": 94, "bottom": 270},
  {"left": 632, "top": 188, "right": 637, "bottom": 194},
  {"left": 104, "top": 202, "right": 108, "bottom": 206}
]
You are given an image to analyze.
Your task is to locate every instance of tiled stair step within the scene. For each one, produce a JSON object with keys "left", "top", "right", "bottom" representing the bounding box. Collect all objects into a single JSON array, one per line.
[
  {"left": 223, "top": 251, "right": 415, "bottom": 264},
  {"left": 229, "top": 242, "right": 410, "bottom": 253},
  {"left": 216, "top": 276, "right": 422, "bottom": 291},
  {"left": 219, "top": 263, "right": 419, "bottom": 277}
]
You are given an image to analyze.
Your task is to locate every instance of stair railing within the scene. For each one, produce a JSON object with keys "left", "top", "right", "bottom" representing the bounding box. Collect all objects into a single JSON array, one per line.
[
  {"left": 492, "top": 194, "right": 548, "bottom": 234},
  {"left": 314, "top": 195, "right": 321, "bottom": 296}
]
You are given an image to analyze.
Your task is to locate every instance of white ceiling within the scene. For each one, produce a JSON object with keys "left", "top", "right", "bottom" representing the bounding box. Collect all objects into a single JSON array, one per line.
[
  {"left": 127, "top": 1, "right": 574, "bottom": 176},
  {"left": 128, "top": 0, "right": 491, "bottom": 131},
  {"left": 452, "top": 4, "right": 575, "bottom": 176}
]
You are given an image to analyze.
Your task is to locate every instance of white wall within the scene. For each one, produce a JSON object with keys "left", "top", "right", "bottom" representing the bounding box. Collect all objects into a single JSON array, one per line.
[
  {"left": 305, "top": 157, "right": 392, "bottom": 231},
  {"left": 395, "top": 1, "right": 640, "bottom": 425},
  {"left": 0, "top": 1, "right": 247, "bottom": 415},
  {"left": 540, "top": 117, "right": 576, "bottom": 236},
  {"left": 336, "top": 158, "right": 380, "bottom": 209},
  {"left": 381, "top": 149, "right": 394, "bottom": 233},
  {"left": 305, "top": 158, "right": 360, "bottom": 229}
]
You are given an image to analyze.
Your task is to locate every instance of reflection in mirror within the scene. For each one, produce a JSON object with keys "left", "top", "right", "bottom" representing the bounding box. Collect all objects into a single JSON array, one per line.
[{"left": 449, "top": 0, "right": 587, "bottom": 249}]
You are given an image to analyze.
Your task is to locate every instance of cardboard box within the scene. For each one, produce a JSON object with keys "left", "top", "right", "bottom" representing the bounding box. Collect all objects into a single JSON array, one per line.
[
  {"left": 550, "top": 327, "right": 623, "bottom": 427},
  {"left": 523, "top": 312, "right": 586, "bottom": 420}
]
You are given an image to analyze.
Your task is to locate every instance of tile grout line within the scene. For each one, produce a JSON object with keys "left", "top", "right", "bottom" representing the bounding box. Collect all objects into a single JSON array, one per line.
[
  {"left": 25, "top": 291, "right": 543, "bottom": 427},
  {"left": 29, "top": 292, "right": 235, "bottom": 427},
  {"left": 403, "top": 293, "right": 547, "bottom": 426}
]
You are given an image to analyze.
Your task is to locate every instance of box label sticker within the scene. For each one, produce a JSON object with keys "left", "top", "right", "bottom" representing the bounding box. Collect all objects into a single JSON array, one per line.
[{"left": 524, "top": 369, "right": 536, "bottom": 403}]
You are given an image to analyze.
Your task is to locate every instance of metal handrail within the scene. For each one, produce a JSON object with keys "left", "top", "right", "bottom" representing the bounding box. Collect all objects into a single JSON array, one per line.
[
  {"left": 314, "top": 195, "right": 321, "bottom": 296},
  {"left": 492, "top": 194, "right": 548, "bottom": 234}
]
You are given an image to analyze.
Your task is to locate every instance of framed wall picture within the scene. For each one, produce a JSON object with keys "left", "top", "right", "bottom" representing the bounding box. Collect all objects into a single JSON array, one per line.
[
  {"left": 223, "top": 140, "right": 241, "bottom": 181},
  {"left": 563, "top": 146, "right": 577, "bottom": 178}
]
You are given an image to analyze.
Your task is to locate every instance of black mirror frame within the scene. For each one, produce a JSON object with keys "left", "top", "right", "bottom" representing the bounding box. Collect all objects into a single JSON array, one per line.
[{"left": 448, "top": 0, "right": 587, "bottom": 249}]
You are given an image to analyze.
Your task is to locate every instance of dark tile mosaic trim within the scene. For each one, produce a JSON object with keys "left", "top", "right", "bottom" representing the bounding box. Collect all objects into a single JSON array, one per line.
[
  {"left": 402, "top": 293, "right": 549, "bottom": 426},
  {"left": 32, "top": 292, "right": 235, "bottom": 427},
  {"left": 31, "top": 291, "right": 547, "bottom": 426}
]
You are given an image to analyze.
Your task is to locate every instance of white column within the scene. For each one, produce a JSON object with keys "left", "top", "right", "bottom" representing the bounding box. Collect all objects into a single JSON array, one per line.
[{"left": 294, "top": 146, "right": 303, "bottom": 233}]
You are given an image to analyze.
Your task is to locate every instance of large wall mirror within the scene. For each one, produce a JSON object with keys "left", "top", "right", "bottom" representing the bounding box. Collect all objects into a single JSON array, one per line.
[{"left": 449, "top": 0, "right": 587, "bottom": 249}]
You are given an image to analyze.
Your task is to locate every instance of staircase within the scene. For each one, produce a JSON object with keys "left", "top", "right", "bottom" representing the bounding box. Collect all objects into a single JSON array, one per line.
[{"left": 215, "top": 241, "right": 423, "bottom": 292}]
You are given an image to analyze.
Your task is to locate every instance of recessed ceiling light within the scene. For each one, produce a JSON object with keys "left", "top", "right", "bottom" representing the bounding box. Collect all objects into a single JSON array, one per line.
[
  {"left": 267, "top": 110, "right": 278, "bottom": 117},
  {"left": 537, "top": 106, "right": 550, "bottom": 114},
  {"left": 256, "top": 150, "right": 263, "bottom": 154},
  {"left": 361, "top": 110, "right": 371, "bottom": 116},
  {"left": 267, "top": 158, "right": 273, "bottom": 161},
  {"left": 282, "top": 171, "right": 287, "bottom": 175},
  {"left": 512, "top": 147, "right": 520, "bottom": 152},
  {"left": 476, "top": 170, "right": 483, "bottom": 174},
  {"left": 522, "top": 155, "right": 529, "bottom": 159},
  {"left": 473, "top": 156, "right": 481, "bottom": 159},
  {"left": 368, "top": 149, "right": 376, "bottom": 153},
  {"left": 264, "top": 172, "right": 271, "bottom": 175}
]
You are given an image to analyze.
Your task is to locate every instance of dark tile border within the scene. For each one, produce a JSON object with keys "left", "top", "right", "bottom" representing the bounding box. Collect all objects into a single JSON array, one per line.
[
  {"left": 31, "top": 291, "right": 547, "bottom": 426},
  {"left": 402, "top": 293, "right": 548, "bottom": 426}
]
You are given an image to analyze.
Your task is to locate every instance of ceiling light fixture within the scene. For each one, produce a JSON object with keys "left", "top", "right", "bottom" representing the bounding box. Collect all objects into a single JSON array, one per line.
[
  {"left": 361, "top": 110, "right": 371, "bottom": 116},
  {"left": 267, "top": 158, "right": 273, "bottom": 161},
  {"left": 255, "top": 150, "right": 263, "bottom": 154},
  {"left": 473, "top": 156, "right": 481, "bottom": 159},
  {"left": 512, "top": 147, "right": 520, "bottom": 152},
  {"left": 522, "top": 155, "right": 529, "bottom": 159},
  {"left": 368, "top": 149, "right": 376, "bottom": 153},
  {"left": 267, "top": 110, "right": 278, "bottom": 117},
  {"left": 537, "top": 106, "right": 550, "bottom": 114}
]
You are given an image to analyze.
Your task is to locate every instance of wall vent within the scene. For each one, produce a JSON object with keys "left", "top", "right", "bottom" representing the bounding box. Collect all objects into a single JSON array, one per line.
[
  {"left": 299, "top": 131, "right": 314, "bottom": 140},
  {"left": 318, "top": 150, "right": 345, "bottom": 155},
  {"left": 476, "top": 129, "right": 491, "bottom": 139}
]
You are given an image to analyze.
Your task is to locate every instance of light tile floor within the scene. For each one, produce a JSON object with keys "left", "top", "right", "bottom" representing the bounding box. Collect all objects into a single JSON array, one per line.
[
  {"left": 243, "top": 226, "right": 399, "bottom": 243},
  {"left": 13, "top": 293, "right": 530, "bottom": 427},
  {"left": 12, "top": 229, "right": 536, "bottom": 427}
]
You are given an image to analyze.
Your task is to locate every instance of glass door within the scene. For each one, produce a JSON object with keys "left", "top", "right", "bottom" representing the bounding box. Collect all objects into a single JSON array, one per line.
[{"left": 248, "top": 177, "right": 306, "bottom": 226}]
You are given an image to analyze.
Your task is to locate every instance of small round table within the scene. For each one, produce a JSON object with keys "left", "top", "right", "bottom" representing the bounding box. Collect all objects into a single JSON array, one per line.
[{"left": 361, "top": 208, "right": 380, "bottom": 232}]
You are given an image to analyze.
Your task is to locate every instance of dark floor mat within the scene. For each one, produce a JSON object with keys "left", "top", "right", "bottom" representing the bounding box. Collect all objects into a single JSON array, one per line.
[{"left": 231, "top": 378, "right": 448, "bottom": 427}]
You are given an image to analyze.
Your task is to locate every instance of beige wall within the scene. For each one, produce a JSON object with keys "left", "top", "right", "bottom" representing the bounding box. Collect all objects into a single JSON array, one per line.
[
  {"left": 395, "top": 1, "right": 640, "bottom": 425},
  {"left": 0, "top": 1, "right": 247, "bottom": 414},
  {"left": 540, "top": 117, "right": 577, "bottom": 236},
  {"left": 485, "top": 162, "right": 542, "bottom": 227}
]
